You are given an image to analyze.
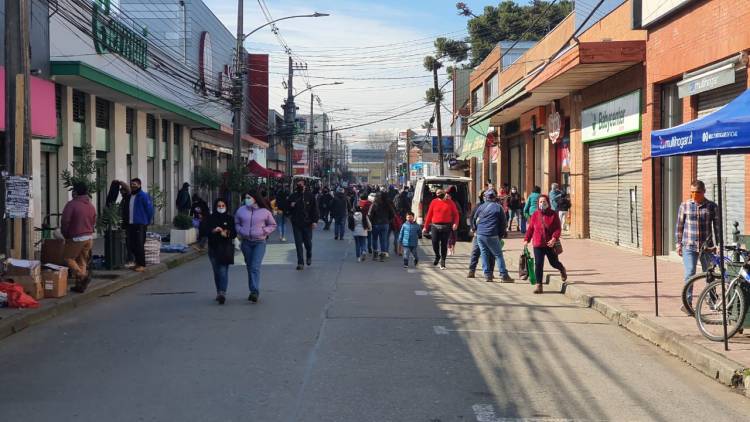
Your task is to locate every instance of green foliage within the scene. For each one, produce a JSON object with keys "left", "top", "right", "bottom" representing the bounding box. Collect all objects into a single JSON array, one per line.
[
  {"left": 424, "top": 87, "right": 444, "bottom": 105},
  {"left": 148, "top": 183, "right": 167, "bottom": 212},
  {"left": 96, "top": 203, "right": 123, "bottom": 234},
  {"left": 434, "top": 37, "right": 469, "bottom": 63},
  {"left": 194, "top": 166, "right": 222, "bottom": 190},
  {"left": 224, "top": 163, "right": 258, "bottom": 196},
  {"left": 60, "top": 143, "right": 104, "bottom": 195},
  {"left": 172, "top": 213, "right": 193, "bottom": 230},
  {"left": 423, "top": 55, "right": 441, "bottom": 72}
]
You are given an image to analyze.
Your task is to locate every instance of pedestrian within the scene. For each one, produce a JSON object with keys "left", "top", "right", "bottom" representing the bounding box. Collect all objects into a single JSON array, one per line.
[
  {"left": 523, "top": 194, "right": 567, "bottom": 294},
  {"left": 507, "top": 186, "right": 523, "bottom": 231},
  {"left": 359, "top": 192, "right": 375, "bottom": 255},
  {"left": 523, "top": 185, "right": 542, "bottom": 220},
  {"left": 399, "top": 211, "right": 421, "bottom": 268},
  {"left": 394, "top": 186, "right": 411, "bottom": 219},
  {"left": 557, "top": 192, "right": 571, "bottom": 232},
  {"left": 176, "top": 182, "right": 191, "bottom": 215},
  {"left": 676, "top": 180, "right": 719, "bottom": 315},
  {"left": 467, "top": 199, "right": 494, "bottom": 279},
  {"left": 276, "top": 187, "right": 289, "bottom": 241},
  {"left": 472, "top": 190, "right": 513, "bottom": 282},
  {"left": 235, "top": 191, "right": 277, "bottom": 303},
  {"left": 549, "top": 183, "right": 563, "bottom": 212},
  {"left": 288, "top": 180, "right": 320, "bottom": 270},
  {"left": 422, "top": 188, "right": 459, "bottom": 269},
  {"left": 384, "top": 193, "right": 402, "bottom": 256},
  {"left": 200, "top": 199, "right": 236, "bottom": 305},
  {"left": 349, "top": 205, "right": 371, "bottom": 262},
  {"left": 331, "top": 187, "right": 350, "bottom": 240},
  {"left": 270, "top": 191, "right": 286, "bottom": 242},
  {"left": 191, "top": 194, "right": 210, "bottom": 222},
  {"left": 368, "top": 192, "right": 395, "bottom": 262},
  {"left": 446, "top": 186, "right": 459, "bottom": 256},
  {"left": 61, "top": 182, "right": 96, "bottom": 293},
  {"left": 128, "top": 178, "right": 154, "bottom": 273},
  {"left": 319, "top": 186, "right": 333, "bottom": 230}
]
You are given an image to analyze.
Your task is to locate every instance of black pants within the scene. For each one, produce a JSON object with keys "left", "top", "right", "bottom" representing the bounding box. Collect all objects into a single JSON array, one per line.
[
  {"left": 293, "top": 224, "right": 313, "bottom": 265},
  {"left": 533, "top": 246, "right": 565, "bottom": 283},
  {"left": 321, "top": 209, "right": 331, "bottom": 228},
  {"left": 127, "top": 224, "right": 147, "bottom": 267},
  {"left": 430, "top": 225, "right": 452, "bottom": 264},
  {"left": 469, "top": 236, "right": 494, "bottom": 271}
]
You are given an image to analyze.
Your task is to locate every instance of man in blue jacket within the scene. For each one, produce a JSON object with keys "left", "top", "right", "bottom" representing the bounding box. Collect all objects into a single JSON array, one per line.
[
  {"left": 472, "top": 190, "right": 513, "bottom": 283},
  {"left": 128, "top": 178, "right": 155, "bottom": 272}
]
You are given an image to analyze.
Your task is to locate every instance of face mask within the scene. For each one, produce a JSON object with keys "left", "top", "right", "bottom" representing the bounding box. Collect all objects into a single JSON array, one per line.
[
  {"left": 296, "top": 185, "right": 304, "bottom": 193},
  {"left": 691, "top": 192, "right": 705, "bottom": 203},
  {"left": 437, "top": 193, "right": 446, "bottom": 199},
  {"left": 244, "top": 197, "right": 254, "bottom": 207},
  {"left": 539, "top": 202, "right": 549, "bottom": 210},
  {"left": 216, "top": 207, "right": 226, "bottom": 214}
]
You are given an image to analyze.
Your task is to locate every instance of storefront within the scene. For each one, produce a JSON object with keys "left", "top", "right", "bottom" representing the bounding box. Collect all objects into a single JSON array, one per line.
[{"left": 583, "top": 90, "right": 644, "bottom": 249}]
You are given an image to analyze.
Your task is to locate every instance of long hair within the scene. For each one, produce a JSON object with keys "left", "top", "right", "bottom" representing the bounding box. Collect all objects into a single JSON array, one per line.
[{"left": 248, "top": 190, "right": 270, "bottom": 210}]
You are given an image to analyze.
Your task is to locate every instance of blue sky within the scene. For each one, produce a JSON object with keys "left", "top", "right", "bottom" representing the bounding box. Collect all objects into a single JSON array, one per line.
[{"left": 202, "top": 0, "right": 528, "bottom": 141}]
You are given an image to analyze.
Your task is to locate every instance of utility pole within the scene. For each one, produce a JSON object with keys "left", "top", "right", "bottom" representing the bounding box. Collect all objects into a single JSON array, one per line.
[
  {"left": 4, "top": 0, "right": 32, "bottom": 258},
  {"left": 232, "top": 0, "right": 244, "bottom": 169},
  {"left": 283, "top": 58, "right": 307, "bottom": 178},
  {"left": 308, "top": 90, "right": 315, "bottom": 175},
  {"left": 405, "top": 129, "right": 412, "bottom": 186},
  {"left": 432, "top": 63, "right": 444, "bottom": 176}
]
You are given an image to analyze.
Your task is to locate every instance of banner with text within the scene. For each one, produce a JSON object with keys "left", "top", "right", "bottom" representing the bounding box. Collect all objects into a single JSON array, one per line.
[{"left": 582, "top": 90, "right": 641, "bottom": 143}]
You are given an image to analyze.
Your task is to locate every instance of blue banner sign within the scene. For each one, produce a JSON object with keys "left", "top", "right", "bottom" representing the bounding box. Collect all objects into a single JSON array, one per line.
[{"left": 431, "top": 136, "right": 454, "bottom": 154}]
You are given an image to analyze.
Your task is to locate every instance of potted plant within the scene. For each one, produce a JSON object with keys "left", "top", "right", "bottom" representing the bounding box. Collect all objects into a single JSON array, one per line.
[
  {"left": 148, "top": 183, "right": 167, "bottom": 224},
  {"left": 170, "top": 213, "right": 197, "bottom": 245},
  {"left": 96, "top": 203, "right": 126, "bottom": 270}
]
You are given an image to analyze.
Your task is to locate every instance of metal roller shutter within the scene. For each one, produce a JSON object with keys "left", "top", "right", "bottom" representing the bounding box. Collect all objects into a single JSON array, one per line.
[
  {"left": 617, "top": 137, "right": 643, "bottom": 248},
  {"left": 696, "top": 72, "right": 746, "bottom": 241},
  {"left": 588, "top": 140, "right": 619, "bottom": 244}
]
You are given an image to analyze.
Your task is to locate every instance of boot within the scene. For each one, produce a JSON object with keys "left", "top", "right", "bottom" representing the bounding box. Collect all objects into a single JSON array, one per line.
[
  {"left": 534, "top": 282, "right": 543, "bottom": 294},
  {"left": 467, "top": 269, "right": 476, "bottom": 278}
]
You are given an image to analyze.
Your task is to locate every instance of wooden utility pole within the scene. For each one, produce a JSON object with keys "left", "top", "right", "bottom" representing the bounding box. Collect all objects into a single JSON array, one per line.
[
  {"left": 432, "top": 63, "right": 444, "bottom": 176},
  {"left": 4, "top": 0, "right": 32, "bottom": 258}
]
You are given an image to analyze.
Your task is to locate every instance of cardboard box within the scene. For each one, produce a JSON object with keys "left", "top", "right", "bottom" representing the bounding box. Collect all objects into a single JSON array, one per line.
[
  {"left": 9, "top": 274, "right": 43, "bottom": 300},
  {"left": 6, "top": 258, "right": 41, "bottom": 278},
  {"left": 41, "top": 239, "right": 66, "bottom": 266},
  {"left": 41, "top": 264, "right": 68, "bottom": 299}
]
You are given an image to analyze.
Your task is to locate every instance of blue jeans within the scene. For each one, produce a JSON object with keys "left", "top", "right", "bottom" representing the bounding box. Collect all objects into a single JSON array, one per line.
[
  {"left": 403, "top": 246, "right": 419, "bottom": 265},
  {"left": 469, "top": 235, "right": 494, "bottom": 272},
  {"left": 354, "top": 236, "right": 367, "bottom": 257},
  {"left": 372, "top": 224, "right": 390, "bottom": 253},
  {"left": 508, "top": 209, "right": 522, "bottom": 230},
  {"left": 208, "top": 254, "right": 229, "bottom": 293},
  {"left": 241, "top": 239, "right": 267, "bottom": 295},
  {"left": 476, "top": 235, "right": 509, "bottom": 277},
  {"left": 334, "top": 217, "right": 346, "bottom": 239},
  {"left": 683, "top": 248, "right": 710, "bottom": 302},
  {"left": 275, "top": 214, "right": 286, "bottom": 239}
]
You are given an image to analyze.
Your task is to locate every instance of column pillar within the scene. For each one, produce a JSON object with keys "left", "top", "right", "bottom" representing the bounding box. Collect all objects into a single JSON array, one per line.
[
  {"left": 642, "top": 82, "right": 660, "bottom": 257},
  {"left": 569, "top": 93, "right": 587, "bottom": 239},
  {"left": 31, "top": 140, "right": 41, "bottom": 228},
  {"left": 58, "top": 86, "right": 74, "bottom": 210},
  {"left": 180, "top": 126, "right": 192, "bottom": 188},
  {"left": 153, "top": 118, "right": 164, "bottom": 224},
  {"left": 166, "top": 123, "right": 176, "bottom": 223},
  {"left": 110, "top": 103, "right": 128, "bottom": 185},
  {"left": 523, "top": 130, "right": 534, "bottom": 198},
  {"left": 469, "top": 157, "right": 478, "bottom": 208},
  {"left": 133, "top": 111, "right": 148, "bottom": 188},
  {"left": 496, "top": 138, "right": 508, "bottom": 187},
  {"left": 682, "top": 95, "right": 698, "bottom": 197}
]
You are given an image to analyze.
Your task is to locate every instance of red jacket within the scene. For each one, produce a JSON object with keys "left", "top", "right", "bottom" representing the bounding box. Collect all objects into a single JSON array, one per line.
[
  {"left": 424, "top": 198, "right": 459, "bottom": 227},
  {"left": 61, "top": 195, "right": 96, "bottom": 239},
  {"left": 524, "top": 209, "right": 561, "bottom": 247}
]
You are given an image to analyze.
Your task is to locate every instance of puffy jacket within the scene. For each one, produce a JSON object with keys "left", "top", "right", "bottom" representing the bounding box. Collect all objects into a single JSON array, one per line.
[
  {"left": 331, "top": 193, "right": 350, "bottom": 219},
  {"left": 130, "top": 189, "right": 154, "bottom": 225},
  {"left": 398, "top": 222, "right": 421, "bottom": 247},
  {"left": 524, "top": 192, "right": 540, "bottom": 216},
  {"left": 471, "top": 201, "right": 507, "bottom": 238},
  {"left": 235, "top": 206, "right": 277, "bottom": 241},
  {"left": 348, "top": 211, "right": 371, "bottom": 236},
  {"left": 524, "top": 208, "right": 561, "bottom": 248}
]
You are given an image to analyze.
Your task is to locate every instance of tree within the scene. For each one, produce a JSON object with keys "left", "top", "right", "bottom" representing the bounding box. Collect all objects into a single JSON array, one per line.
[{"left": 453, "top": 1, "right": 573, "bottom": 67}]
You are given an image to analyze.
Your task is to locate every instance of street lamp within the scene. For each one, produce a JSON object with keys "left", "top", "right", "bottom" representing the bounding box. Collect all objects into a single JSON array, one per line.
[
  {"left": 242, "top": 12, "right": 330, "bottom": 41},
  {"left": 298, "top": 82, "right": 344, "bottom": 175}
]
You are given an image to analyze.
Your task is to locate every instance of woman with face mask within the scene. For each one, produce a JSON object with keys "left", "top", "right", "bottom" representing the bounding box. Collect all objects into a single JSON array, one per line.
[
  {"left": 199, "top": 199, "right": 237, "bottom": 304},
  {"left": 523, "top": 194, "right": 567, "bottom": 294},
  {"left": 234, "top": 191, "right": 277, "bottom": 303}
]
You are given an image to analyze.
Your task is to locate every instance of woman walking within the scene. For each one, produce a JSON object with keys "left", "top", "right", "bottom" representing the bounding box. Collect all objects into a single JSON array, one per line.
[
  {"left": 368, "top": 193, "right": 395, "bottom": 262},
  {"left": 200, "top": 199, "right": 236, "bottom": 304},
  {"left": 235, "top": 191, "right": 277, "bottom": 303},
  {"left": 349, "top": 205, "right": 371, "bottom": 262},
  {"left": 270, "top": 189, "right": 288, "bottom": 242},
  {"left": 422, "top": 189, "right": 459, "bottom": 269},
  {"left": 523, "top": 194, "right": 567, "bottom": 294}
]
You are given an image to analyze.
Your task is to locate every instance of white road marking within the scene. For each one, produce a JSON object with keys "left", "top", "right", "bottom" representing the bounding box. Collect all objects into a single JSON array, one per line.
[
  {"left": 433, "top": 325, "right": 450, "bottom": 335},
  {"left": 415, "top": 290, "right": 430, "bottom": 296},
  {"left": 433, "top": 326, "right": 564, "bottom": 336},
  {"left": 473, "top": 404, "right": 582, "bottom": 422}
]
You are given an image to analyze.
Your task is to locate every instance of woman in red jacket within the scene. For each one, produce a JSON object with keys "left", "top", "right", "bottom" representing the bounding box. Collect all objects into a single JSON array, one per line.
[
  {"left": 523, "top": 194, "right": 567, "bottom": 294},
  {"left": 422, "top": 189, "right": 459, "bottom": 269}
]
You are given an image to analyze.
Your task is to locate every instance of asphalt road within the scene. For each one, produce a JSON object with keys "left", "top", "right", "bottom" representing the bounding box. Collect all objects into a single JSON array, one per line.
[{"left": 2, "top": 228, "right": 749, "bottom": 422}]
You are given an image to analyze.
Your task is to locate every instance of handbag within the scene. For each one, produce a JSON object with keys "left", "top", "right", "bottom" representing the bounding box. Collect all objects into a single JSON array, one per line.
[
  {"left": 518, "top": 249, "right": 529, "bottom": 280},
  {"left": 540, "top": 212, "right": 563, "bottom": 255}
]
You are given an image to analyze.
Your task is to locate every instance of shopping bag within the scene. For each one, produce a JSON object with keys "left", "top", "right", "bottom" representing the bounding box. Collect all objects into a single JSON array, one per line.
[
  {"left": 525, "top": 246, "right": 537, "bottom": 285},
  {"left": 518, "top": 250, "right": 528, "bottom": 280}
]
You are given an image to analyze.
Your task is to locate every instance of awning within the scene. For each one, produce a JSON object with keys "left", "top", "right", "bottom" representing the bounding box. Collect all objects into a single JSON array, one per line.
[
  {"left": 459, "top": 119, "right": 490, "bottom": 159},
  {"left": 247, "top": 159, "right": 284, "bottom": 178},
  {"left": 468, "top": 80, "right": 529, "bottom": 126},
  {"left": 651, "top": 89, "right": 750, "bottom": 157}
]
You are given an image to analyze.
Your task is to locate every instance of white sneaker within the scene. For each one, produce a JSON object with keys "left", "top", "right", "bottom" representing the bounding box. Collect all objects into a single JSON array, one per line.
[{"left": 280, "top": 237, "right": 286, "bottom": 242}]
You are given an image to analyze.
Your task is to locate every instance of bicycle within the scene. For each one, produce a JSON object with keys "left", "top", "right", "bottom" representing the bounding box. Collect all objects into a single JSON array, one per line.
[
  {"left": 681, "top": 241, "right": 748, "bottom": 316},
  {"left": 694, "top": 246, "right": 750, "bottom": 341}
]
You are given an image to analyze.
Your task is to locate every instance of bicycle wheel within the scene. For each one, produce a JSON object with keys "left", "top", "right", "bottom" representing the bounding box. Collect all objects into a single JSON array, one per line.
[
  {"left": 695, "top": 279, "right": 746, "bottom": 342},
  {"left": 682, "top": 272, "right": 711, "bottom": 315}
]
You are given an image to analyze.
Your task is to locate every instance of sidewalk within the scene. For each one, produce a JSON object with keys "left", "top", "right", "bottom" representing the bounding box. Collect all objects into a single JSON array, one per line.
[
  {"left": 499, "top": 232, "right": 750, "bottom": 392},
  {"left": 0, "top": 248, "right": 204, "bottom": 341}
]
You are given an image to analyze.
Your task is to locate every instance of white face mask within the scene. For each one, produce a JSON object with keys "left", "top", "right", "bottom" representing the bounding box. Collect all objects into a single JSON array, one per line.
[
  {"left": 216, "top": 207, "right": 226, "bottom": 214},
  {"left": 539, "top": 202, "right": 549, "bottom": 210}
]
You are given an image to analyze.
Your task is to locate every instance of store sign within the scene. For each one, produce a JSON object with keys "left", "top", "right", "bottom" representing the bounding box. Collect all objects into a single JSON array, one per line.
[
  {"left": 582, "top": 90, "right": 641, "bottom": 143},
  {"left": 548, "top": 111, "right": 561, "bottom": 143},
  {"left": 677, "top": 64, "right": 736, "bottom": 98},
  {"left": 92, "top": 0, "right": 149, "bottom": 70},
  {"left": 637, "top": 0, "right": 696, "bottom": 27}
]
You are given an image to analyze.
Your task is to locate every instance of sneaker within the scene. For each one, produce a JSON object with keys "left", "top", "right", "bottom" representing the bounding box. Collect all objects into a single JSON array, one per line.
[
  {"left": 413, "top": 260, "right": 418, "bottom": 267},
  {"left": 403, "top": 263, "right": 408, "bottom": 268},
  {"left": 467, "top": 270, "right": 476, "bottom": 279},
  {"left": 306, "top": 258, "right": 312, "bottom": 266},
  {"left": 361, "top": 254, "right": 367, "bottom": 262},
  {"left": 133, "top": 266, "right": 146, "bottom": 273},
  {"left": 217, "top": 293, "right": 226, "bottom": 305},
  {"left": 439, "top": 264, "right": 446, "bottom": 270},
  {"left": 500, "top": 274, "right": 515, "bottom": 283},
  {"left": 433, "top": 258, "right": 440, "bottom": 266},
  {"left": 379, "top": 253, "right": 385, "bottom": 262},
  {"left": 383, "top": 252, "right": 390, "bottom": 258},
  {"left": 560, "top": 267, "right": 568, "bottom": 282},
  {"left": 485, "top": 276, "right": 494, "bottom": 283},
  {"left": 248, "top": 292, "right": 259, "bottom": 303},
  {"left": 280, "top": 237, "right": 286, "bottom": 242},
  {"left": 334, "top": 236, "right": 339, "bottom": 240},
  {"left": 296, "top": 264, "right": 303, "bottom": 271}
]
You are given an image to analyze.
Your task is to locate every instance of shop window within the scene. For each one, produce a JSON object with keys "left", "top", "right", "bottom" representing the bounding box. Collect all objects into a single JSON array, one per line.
[{"left": 660, "top": 83, "right": 682, "bottom": 129}]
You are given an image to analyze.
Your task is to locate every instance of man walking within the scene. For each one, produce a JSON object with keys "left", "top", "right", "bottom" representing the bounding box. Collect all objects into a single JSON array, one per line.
[
  {"left": 288, "top": 180, "right": 320, "bottom": 270},
  {"left": 472, "top": 190, "right": 513, "bottom": 282},
  {"left": 128, "top": 178, "right": 155, "bottom": 273},
  {"left": 176, "top": 182, "right": 191, "bottom": 215},
  {"left": 676, "top": 180, "right": 720, "bottom": 315},
  {"left": 549, "top": 183, "right": 563, "bottom": 212},
  {"left": 331, "top": 187, "right": 350, "bottom": 240},
  {"left": 61, "top": 182, "right": 97, "bottom": 293},
  {"left": 319, "top": 186, "right": 333, "bottom": 230}
]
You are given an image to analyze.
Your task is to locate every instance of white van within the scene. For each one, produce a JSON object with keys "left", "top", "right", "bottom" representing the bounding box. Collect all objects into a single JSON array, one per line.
[{"left": 411, "top": 176, "right": 473, "bottom": 241}]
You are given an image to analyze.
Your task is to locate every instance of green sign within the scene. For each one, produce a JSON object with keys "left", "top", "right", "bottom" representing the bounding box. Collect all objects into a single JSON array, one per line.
[{"left": 92, "top": 0, "right": 149, "bottom": 70}]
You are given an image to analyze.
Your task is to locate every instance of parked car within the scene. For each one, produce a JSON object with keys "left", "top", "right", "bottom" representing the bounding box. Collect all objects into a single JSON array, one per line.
[{"left": 411, "top": 176, "right": 473, "bottom": 241}]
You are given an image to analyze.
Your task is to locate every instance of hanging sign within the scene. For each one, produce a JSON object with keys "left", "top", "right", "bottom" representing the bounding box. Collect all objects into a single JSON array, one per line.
[
  {"left": 548, "top": 111, "right": 562, "bottom": 143},
  {"left": 5, "top": 176, "right": 33, "bottom": 219},
  {"left": 582, "top": 90, "right": 641, "bottom": 143}
]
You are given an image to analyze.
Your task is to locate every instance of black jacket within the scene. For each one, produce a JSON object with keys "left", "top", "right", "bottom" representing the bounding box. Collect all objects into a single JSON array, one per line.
[
  {"left": 368, "top": 201, "right": 395, "bottom": 226},
  {"left": 176, "top": 188, "right": 191, "bottom": 210},
  {"left": 319, "top": 192, "right": 333, "bottom": 211},
  {"left": 331, "top": 193, "right": 350, "bottom": 219},
  {"left": 199, "top": 208, "right": 237, "bottom": 265},
  {"left": 288, "top": 190, "right": 320, "bottom": 226}
]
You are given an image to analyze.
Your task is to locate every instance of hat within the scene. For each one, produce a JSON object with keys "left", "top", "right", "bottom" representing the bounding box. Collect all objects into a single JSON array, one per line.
[{"left": 483, "top": 189, "right": 497, "bottom": 200}]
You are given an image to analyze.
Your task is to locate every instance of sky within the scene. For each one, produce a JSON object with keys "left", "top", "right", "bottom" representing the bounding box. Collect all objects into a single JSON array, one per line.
[{"left": 203, "top": 0, "right": 503, "bottom": 145}]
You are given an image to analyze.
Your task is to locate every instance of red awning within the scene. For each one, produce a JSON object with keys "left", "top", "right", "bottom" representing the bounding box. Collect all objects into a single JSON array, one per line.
[{"left": 247, "top": 160, "right": 283, "bottom": 179}]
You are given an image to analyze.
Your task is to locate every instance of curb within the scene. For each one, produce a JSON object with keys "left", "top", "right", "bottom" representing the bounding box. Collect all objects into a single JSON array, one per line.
[
  {"left": 504, "top": 252, "right": 747, "bottom": 393},
  {"left": 0, "top": 249, "right": 205, "bottom": 342}
]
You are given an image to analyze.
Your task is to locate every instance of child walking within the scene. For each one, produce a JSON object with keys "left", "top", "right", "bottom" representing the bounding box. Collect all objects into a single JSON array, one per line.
[
  {"left": 398, "top": 211, "right": 421, "bottom": 268},
  {"left": 349, "top": 206, "right": 371, "bottom": 262}
]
